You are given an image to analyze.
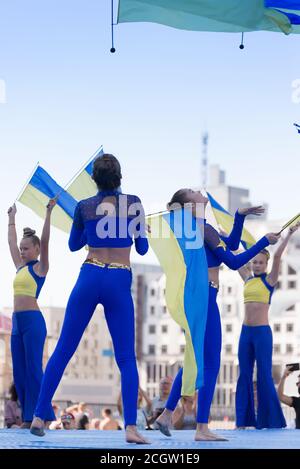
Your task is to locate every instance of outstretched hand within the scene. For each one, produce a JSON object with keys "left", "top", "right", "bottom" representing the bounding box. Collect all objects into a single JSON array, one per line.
[
  {"left": 265, "top": 232, "right": 281, "bottom": 245},
  {"left": 238, "top": 206, "right": 265, "bottom": 217}
]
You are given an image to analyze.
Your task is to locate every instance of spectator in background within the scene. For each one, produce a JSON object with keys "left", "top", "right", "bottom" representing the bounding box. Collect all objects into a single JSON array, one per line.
[
  {"left": 61, "top": 412, "right": 75, "bottom": 430},
  {"left": 173, "top": 395, "right": 197, "bottom": 430},
  {"left": 278, "top": 367, "right": 300, "bottom": 429},
  {"left": 90, "top": 418, "right": 101, "bottom": 430},
  {"left": 4, "top": 383, "right": 22, "bottom": 428},
  {"left": 77, "top": 414, "right": 89, "bottom": 430},
  {"left": 49, "top": 403, "right": 62, "bottom": 430},
  {"left": 118, "top": 387, "right": 152, "bottom": 431},
  {"left": 66, "top": 402, "right": 93, "bottom": 420},
  {"left": 148, "top": 377, "right": 173, "bottom": 429},
  {"left": 100, "top": 408, "right": 120, "bottom": 430}
]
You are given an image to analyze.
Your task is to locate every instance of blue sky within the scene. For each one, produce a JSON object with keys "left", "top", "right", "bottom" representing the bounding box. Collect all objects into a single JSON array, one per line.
[{"left": 0, "top": 1, "right": 299, "bottom": 307}]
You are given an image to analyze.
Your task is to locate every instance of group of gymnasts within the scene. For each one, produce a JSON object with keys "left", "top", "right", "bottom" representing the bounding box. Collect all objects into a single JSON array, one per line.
[{"left": 7, "top": 153, "right": 299, "bottom": 444}]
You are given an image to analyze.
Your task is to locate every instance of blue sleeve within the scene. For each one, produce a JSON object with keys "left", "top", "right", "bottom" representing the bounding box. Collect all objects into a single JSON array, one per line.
[
  {"left": 68, "top": 203, "right": 87, "bottom": 252},
  {"left": 220, "top": 211, "right": 246, "bottom": 251},
  {"left": 133, "top": 196, "right": 149, "bottom": 256},
  {"left": 212, "top": 237, "right": 269, "bottom": 270}
]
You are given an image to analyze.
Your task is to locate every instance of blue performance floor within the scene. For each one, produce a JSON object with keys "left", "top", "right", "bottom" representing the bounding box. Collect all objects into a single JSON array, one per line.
[{"left": 0, "top": 428, "right": 299, "bottom": 449}]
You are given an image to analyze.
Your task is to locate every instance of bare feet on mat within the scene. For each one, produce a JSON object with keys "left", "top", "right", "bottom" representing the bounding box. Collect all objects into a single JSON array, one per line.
[
  {"left": 194, "top": 429, "right": 228, "bottom": 441},
  {"left": 126, "top": 426, "right": 150, "bottom": 444},
  {"left": 30, "top": 416, "right": 45, "bottom": 437},
  {"left": 156, "top": 409, "right": 172, "bottom": 437}
]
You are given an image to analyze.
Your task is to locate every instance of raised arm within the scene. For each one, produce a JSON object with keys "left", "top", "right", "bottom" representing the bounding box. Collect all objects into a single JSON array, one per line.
[
  {"left": 221, "top": 206, "right": 264, "bottom": 251},
  {"left": 205, "top": 225, "right": 279, "bottom": 271},
  {"left": 277, "top": 367, "right": 293, "bottom": 406},
  {"left": 267, "top": 222, "right": 300, "bottom": 286},
  {"left": 36, "top": 199, "right": 57, "bottom": 276},
  {"left": 7, "top": 204, "right": 22, "bottom": 269},
  {"left": 68, "top": 202, "right": 87, "bottom": 252}
]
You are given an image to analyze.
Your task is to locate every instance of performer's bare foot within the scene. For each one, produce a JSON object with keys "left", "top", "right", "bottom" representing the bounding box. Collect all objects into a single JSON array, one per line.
[
  {"left": 30, "top": 416, "right": 45, "bottom": 437},
  {"left": 195, "top": 424, "right": 228, "bottom": 441},
  {"left": 156, "top": 409, "right": 172, "bottom": 437},
  {"left": 125, "top": 426, "right": 150, "bottom": 444}
]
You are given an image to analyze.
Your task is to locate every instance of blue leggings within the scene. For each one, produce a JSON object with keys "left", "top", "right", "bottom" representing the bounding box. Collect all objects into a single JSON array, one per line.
[
  {"left": 166, "top": 286, "right": 221, "bottom": 423},
  {"left": 11, "top": 311, "right": 55, "bottom": 422},
  {"left": 235, "top": 325, "right": 286, "bottom": 429},
  {"left": 34, "top": 263, "right": 139, "bottom": 427}
]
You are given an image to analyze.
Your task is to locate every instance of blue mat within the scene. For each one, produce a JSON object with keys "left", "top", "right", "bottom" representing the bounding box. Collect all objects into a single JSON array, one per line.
[{"left": 0, "top": 428, "right": 299, "bottom": 449}]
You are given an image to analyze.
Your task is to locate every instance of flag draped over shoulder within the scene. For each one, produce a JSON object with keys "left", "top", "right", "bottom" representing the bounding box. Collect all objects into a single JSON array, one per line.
[
  {"left": 147, "top": 208, "right": 208, "bottom": 395},
  {"left": 207, "top": 192, "right": 256, "bottom": 249},
  {"left": 18, "top": 166, "right": 77, "bottom": 233},
  {"left": 118, "top": 0, "right": 300, "bottom": 35}
]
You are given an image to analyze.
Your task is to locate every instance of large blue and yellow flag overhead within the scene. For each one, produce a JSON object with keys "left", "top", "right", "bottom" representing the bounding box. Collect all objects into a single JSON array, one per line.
[
  {"left": 207, "top": 192, "right": 256, "bottom": 249},
  {"left": 147, "top": 208, "right": 208, "bottom": 395},
  {"left": 18, "top": 166, "right": 77, "bottom": 233},
  {"left": 118, "top": 1, "right": 300, "bottom": 35}
]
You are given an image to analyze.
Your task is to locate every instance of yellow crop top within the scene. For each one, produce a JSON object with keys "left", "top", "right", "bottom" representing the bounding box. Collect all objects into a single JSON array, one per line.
[
  {"left": 244, "top": 273, "right": 274, "bottom": 305},
  {"left": 13, "top": 260, "right": 45, "bottom": 299}
]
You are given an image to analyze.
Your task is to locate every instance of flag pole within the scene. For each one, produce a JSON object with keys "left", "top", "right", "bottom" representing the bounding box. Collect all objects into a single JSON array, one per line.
[
  {"left": 276, "top": 213, "right": 300, "bottom": 235},
  {"left": 14, "top": 161, "right": 40, "bottom": 204},
  {"left": 53, "top": 145, "right": 103, "bottom": 200}
]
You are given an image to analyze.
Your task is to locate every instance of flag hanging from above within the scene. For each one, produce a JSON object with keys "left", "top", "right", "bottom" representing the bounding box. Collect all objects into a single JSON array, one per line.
[{"left": 118, "top": 0, "right": 300, "bottom": 35}]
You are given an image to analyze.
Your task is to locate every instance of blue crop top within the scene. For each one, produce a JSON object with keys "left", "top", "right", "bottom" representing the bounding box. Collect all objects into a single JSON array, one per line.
[{"left": 68, "top": 190, "right": 149, "bottom": 255}]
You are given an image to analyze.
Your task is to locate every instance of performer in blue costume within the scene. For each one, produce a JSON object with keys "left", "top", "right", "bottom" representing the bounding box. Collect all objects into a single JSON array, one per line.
[
  {"left": 7, "top": 199, "right": 57, "bottom": 427},
  {"left": 156, "top": 188, "right": 280, "bottom": 441},
  {"left": 236, "top": 221, "right": 300, "bottom": 429},
  {"left": 31, "top": 154, "right": 149, "bottom": 444}
]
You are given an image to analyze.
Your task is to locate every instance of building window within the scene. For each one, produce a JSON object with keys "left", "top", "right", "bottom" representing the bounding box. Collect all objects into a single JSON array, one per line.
[
  {"left": 150, "top": 306, "right": 155, "bottom": 315},
  {"left": 227, "top": 286, "right": 232, "bottom": 294},
  {"left": 93, "top": 356, "right": 98, "bottom": 366},
  {"left": 151, "top": 289, "right": 156, "bottom": 296},
  {"left": 161, "top": 325, "right": 168, "bottom": 334},
  {"left": 286, "top": 323, "right": 294, "bottom": 333},
  {"left": 180, "top": 345, "right": 185, "bottom": 354},
  {"left": 274, "top": 344, "right": 281, "bottom": 354},
  {"left": 83, "top": 340, "right": 88, "bottom": 350},
  {"left": 148, "top": 345, "right": 156, "bottom": 355},
  {"left": 227, "top": 304, "right": 232, "bottom": 313},
  {"left": 149, "top": 325, "right": 156, "bottom": 334},
  {"left": 108, "top": 374, "right": 113, "bottom": 380},
  {"left": 163, "top": 306, "right": 167, "bottom": 314},
  {"left": 288, "top": 265, "right": 297, "bottom": 275},
  {"left": 286, "top": 344, "right": 293, "bottom": 354},
  {"left": 161, "top": 345, "right": 168, "bottom": 355},
  {"left": 287, "top": 305, "right": 295, "bottom": 312},
  {"left": 288, "top": 281, "right": 297, "bottom": 289},
  {"left": 83, "top": 357, "right": 88, "bottom": 366},
  {"left": 274, "top": 324, "right": 281, "bottom": 333},
  {"left": 277, "top": 282, "right": 282, "bottom": 290},
  {"left": 225, "top": 324, "right": 233, "bottom": 333},
  {"left": 225, "top": 344, "right": 232, "bottom": 354}
]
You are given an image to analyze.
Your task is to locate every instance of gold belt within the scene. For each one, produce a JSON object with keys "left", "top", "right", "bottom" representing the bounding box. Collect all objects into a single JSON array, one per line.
[{"left": 84, "top": 258, "right": 131, "bottom": 271}]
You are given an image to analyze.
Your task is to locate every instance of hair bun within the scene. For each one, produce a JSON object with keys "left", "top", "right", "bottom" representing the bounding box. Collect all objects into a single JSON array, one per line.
[{"left": 23, "top": 227, "right": 36, "bottom": 238}]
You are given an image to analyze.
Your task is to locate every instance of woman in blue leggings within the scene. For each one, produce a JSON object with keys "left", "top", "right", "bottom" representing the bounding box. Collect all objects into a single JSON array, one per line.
[
  {"left": 156, "top": 188, "right": 280, "bottom": 441},
  {"left": 30, "top": 154, "right": 149, "bottom": 444},
  {"left": 7, "top": 199, "right": 56, "bottom": 427},
  {"left": 235, "top": 222, "right": 300, "bottom": 429}
]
